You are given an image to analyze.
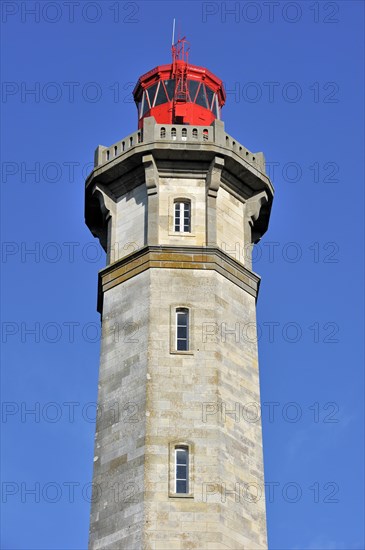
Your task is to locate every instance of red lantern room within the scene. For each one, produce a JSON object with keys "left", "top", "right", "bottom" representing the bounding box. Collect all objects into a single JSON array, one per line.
[{"left": 133, "top": 36, "right": 226, "bottom": 129}]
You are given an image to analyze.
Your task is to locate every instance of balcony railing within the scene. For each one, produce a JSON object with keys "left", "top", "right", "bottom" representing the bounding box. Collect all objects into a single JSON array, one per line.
[{"left": 93, "top": 119, "right": 265, "bottom": 173}]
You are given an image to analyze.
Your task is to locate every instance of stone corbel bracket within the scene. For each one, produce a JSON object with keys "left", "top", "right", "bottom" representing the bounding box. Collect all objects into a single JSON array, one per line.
[
  {"left": 92, "top": 183, "right": 116, "bottom": 220},
  {"left": 206, "top": 156, "right": 225, "bottom": 198},
  {"left": 92, "top": 183, "right": 116, "bottom": 252},
  {"left": 142, "top": 153, "right": 159, "bottom": 245},
  {"left": 206, "top": 156, "right": 225, "bottom": 246},
  {"left": 142, "top": 154, "right": 159, "bottom": 196},
  {"left": 246, "top": 191, "right": 269, "bottom": 244}
]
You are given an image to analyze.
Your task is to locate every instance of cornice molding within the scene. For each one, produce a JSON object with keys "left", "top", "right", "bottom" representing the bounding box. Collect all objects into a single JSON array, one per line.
[{"left": 97, "top": 246, "right": 260, "bottom": 313}]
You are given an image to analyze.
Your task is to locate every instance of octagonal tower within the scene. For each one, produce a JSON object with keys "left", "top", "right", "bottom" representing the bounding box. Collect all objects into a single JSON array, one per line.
[{"left": 86, "top": 38, "right": 273, "bottom": 550}]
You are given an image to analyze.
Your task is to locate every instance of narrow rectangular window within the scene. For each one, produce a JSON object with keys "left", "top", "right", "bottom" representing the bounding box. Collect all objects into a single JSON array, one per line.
[
  {"left": 174, "top": 201, "right": 191, "bottom": 233},
  {"left": 175, "top": 447, "right": 189, "bottom": 494},
  {"left": 174, "top": 202, "right": 181, "bottom": 232},
  {"left": 176, "top": 308, "right": 189, "bottom": 351}
]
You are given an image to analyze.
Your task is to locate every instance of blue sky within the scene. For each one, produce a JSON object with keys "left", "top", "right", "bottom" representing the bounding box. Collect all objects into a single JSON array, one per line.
[{"left": 1, "top": 1, "right": 364, "bottom": 549}]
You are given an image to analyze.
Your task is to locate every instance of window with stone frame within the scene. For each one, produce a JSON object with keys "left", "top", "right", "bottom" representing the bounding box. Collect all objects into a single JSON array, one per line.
[
  {"left": 168, "top": 442, "right": 194, "bottom": 498},
  {"left": 176, "top": 308, "right": 189, "bottom": 351},
  {"left": 174, "top": 200, "right": 191, "bottom": 233},
  {"left": 175, "top": 446, "right": 189, "bottom": 494}
]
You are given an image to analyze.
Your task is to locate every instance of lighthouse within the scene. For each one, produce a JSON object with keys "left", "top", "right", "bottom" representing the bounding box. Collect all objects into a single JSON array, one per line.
[{"left": 85, "top": 37, "right": 273, "bottom": 550}]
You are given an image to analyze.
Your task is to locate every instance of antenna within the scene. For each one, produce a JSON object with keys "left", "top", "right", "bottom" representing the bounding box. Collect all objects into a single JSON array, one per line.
[{"left": 172, "top": 18, "right": 175, "bottom": 46}]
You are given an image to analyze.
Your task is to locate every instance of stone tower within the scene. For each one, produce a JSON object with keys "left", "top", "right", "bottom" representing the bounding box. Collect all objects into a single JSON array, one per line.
[{"left": 85, "top": 39, "right": 273, "bottom": 550}]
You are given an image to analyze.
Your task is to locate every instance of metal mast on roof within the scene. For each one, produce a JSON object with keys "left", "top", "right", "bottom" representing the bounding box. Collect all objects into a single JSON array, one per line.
[{"left": 171, "top": 24, "right": 190, "bottom": 105}]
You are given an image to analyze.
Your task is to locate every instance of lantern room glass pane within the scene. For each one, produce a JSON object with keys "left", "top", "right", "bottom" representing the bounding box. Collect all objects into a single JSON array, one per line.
[
  {"left": 164, "top": 79, "right": 176, "bottom": 100},
  {"left": 146, "top": 82, "right": 158, "bottom": 107},
  {"left": 142, "top": 92, "right": 149, "bottom": 116},
  {"left": 154, "top": 82, "right": 168, "bottom": 106},
  {"left": 206, "top": 86, "right": 215, "bottom": 109},
  {"left": 212, "top": 95, "right": 218, "bottom": 118},
  {"left": 188, "top": 80, "right": 200, "bottom": 102},
  {"left": 137, "top": 99, "right": 142, "bottom": 118},
  {"left": 195, "top": 84, "right": 208, "bottom": 108}
]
